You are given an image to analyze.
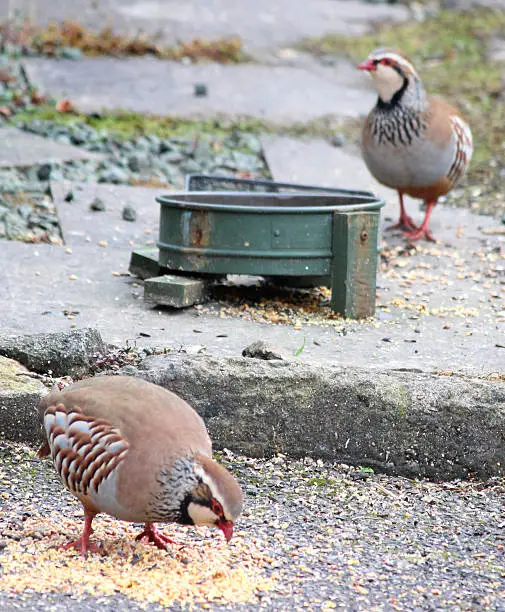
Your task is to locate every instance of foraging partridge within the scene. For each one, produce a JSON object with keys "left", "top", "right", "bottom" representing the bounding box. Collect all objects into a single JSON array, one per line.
[
  {"left": 358, "top": 48, "right": 473, "bottom": 241},
  {"left": 38, "top": 375, "right": 243, "bottom": 555}
]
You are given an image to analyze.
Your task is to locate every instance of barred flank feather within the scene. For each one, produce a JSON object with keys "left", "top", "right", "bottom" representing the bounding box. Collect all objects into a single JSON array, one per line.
[{"left": 43, "top": 403, "right": 129, "bottom": 496}]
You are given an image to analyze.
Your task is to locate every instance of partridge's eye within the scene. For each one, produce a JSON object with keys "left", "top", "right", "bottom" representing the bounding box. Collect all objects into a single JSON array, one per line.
[
  {"left": 380, "top": 58, "right": 392, "bottom": 66},
  {"left": 210, "top": 499, "right": 223, "bottom": 517}
]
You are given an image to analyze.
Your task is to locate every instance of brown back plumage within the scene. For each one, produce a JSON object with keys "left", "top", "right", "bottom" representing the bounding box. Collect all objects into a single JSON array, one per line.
[
  {"left": 39, "top": 375, "right": 214, "bottom": 519},
  {"left": 39, "top": 375, "right": 212, "bottom": 456}
]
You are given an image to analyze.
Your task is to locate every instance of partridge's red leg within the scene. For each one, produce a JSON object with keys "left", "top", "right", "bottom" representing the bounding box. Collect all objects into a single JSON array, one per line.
[
  {"left": 404, "top": 200, "right": 437, "bottom": 242},
  {"left": 387, "top": 192, "right": 419, "bottom": 231},
  {"left": 62, "top": 512, "right": 101, "bottom": 555},
  {"left": 135, "top": 522, "right": 178, "bottom": 548}
]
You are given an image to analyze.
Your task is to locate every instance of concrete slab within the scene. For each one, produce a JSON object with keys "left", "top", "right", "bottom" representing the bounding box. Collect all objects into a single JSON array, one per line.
[
  {"left": 1, "top": 0, "right": 409, "bottom": 55},
  {"left": 262, "top": 135, "right": 375, "bottom": 192},
  {"left": 0, "top": 355, "right": 47, "bottom": 443},
  {"left": 136, "top": 353, "right": 505, "bottom": 479},
  {"left": 0, "top": 238, "right": 314, "bottom": 356},
  {"left": 0, "top": 127, "right": 102, "bottom": 168},
  {"left": 24, "top": 57, "right": 376, "bottom": 122},
  {"left": 51, "top": 181, "right": 164, "bottom": 249}
]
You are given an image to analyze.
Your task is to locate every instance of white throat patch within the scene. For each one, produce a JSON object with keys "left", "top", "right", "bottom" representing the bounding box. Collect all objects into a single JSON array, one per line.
[
  {"left": 371, "top": 64, "right": 405, "bottom": 103},
  {"left": 187, "top": 501, "right": 219, "bottom": 527}
]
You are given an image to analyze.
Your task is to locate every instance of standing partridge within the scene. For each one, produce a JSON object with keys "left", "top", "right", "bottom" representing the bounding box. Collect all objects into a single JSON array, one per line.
[
  {"left": 38, "top": 375, "right": 243, "bottom": 555},
  {"left": 358, "top": 48, "right": 473, "bottom": 241}
]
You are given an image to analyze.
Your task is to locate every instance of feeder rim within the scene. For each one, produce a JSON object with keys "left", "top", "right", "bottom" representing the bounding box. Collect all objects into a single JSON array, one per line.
[
  {"left": 184, "top": 173, "right": 375, "bottom": 198},
  {"left": 156, "top": 191, "right": 385, "bottom": 214}
]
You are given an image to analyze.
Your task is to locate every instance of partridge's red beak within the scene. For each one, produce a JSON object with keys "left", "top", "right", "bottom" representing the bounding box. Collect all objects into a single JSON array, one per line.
[
  {"left": 217, "top": 519, "right": 234, "bottom": 543},
  {"left": 357, "top": 59, "right": 376, "bottom": 72}
]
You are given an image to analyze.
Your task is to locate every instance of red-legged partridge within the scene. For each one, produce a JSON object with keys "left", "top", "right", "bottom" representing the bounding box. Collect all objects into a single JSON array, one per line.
[
  {"left": 38, "top": 375, "right": 243, "bottom": 555},
  {"left": 358, "top": 48, "right": 473, "bottom": 241}
]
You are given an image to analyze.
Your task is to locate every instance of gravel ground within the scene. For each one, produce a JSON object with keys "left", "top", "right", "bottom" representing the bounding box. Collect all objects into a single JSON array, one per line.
[
  {"left": 1, "top": 441, "right": 505, "bottom": 610},
  {"left": 0, "top": 186, "right": 61, "bottom": 243},
  {"left": 17, "top": 119, "right": 267, "bottom": 188}
]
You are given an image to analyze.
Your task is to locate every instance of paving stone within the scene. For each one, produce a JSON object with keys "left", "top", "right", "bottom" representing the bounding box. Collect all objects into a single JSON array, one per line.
[
  {"left": 442, "top": 0, "right": 505, "bottom": 9},
  {"left": 0, "top": 0, "right": 409, "bottom": 55},
  {"left": 24, "top": 57, "right": 376, "bottom": 122},
  {"left": 0, "top": 127, "right": 102, "bottom": 169},
  {"left": 263, "top": 134, "right": 375, "bottom": 190},
  {"left": 51, "top": 180, "right": 164, "bottom": 249},
  {"left": 1, "top": 233, "right": 504, "bottom": 376}
]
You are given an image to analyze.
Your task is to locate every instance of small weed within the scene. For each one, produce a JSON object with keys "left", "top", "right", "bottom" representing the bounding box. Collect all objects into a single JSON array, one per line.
[
  {"left": 358, "top": 466, "right": 374, "bottom": 474},
  {"left": 295, "top": 335, "right": 306, "bottom": 357}
]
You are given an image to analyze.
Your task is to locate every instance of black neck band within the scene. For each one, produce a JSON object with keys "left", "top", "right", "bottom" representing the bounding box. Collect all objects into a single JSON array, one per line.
[{"left": 376, "top": 77, "right": 409, "bottom": 111}]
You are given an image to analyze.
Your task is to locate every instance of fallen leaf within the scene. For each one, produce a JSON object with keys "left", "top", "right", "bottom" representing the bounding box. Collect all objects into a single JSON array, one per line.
[{"left": 56, "top": 98, "right": 75, "bottom": 113}]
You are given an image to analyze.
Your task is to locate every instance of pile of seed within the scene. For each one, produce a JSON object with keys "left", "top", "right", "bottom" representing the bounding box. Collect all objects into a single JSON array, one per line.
[
  {"left": 0, "top": 443, "right": 275, "bottom": 608},
  {"left": 203, "top": 282, "right": 367, "bottom": 331},
  {"left": 2, "top": 442, "right": 505, "bottom": 610},
  {"left": 378, "top": 241, "right": 505, "bottom": 324},
  {"left": 1, "top": 518, "right": 274, "bottom": 607}
]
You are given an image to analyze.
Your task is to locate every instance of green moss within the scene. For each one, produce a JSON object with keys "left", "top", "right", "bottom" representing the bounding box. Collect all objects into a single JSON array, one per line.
[
  {"left": 11, "top": 105, "right": 348, "bottom": 140},
  {"left": 308, "top": 476, "right": 337, "bottom": 487},
  {"left": 389, "top": 384, "right": 411, "bottom": 418},
  {"left": 0, "top": 356, "right": 45, "bottom": 393},
  {"left": 13, "top": 107, "right": 233, "bottom": 139},
  {"left": 299, "top": 8, "right": 505, "bottom": 186}
]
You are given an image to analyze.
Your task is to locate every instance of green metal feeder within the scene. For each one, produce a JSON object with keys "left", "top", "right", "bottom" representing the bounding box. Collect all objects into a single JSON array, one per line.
[{"left": 129, "top": 175, "right": 385, "bottom": 319}]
